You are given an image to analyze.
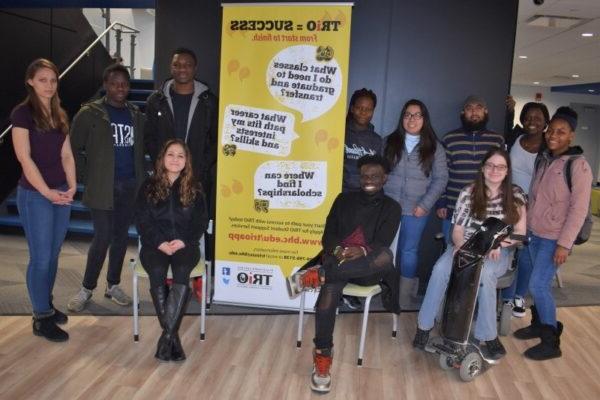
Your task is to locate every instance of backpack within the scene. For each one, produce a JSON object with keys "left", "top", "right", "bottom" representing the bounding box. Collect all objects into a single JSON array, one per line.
[
  {"left": 534, "top": 155, "right": 593, "bottom": 245},
  {"left": 564, "top": 158, "right": 594, "bottom": 244}
]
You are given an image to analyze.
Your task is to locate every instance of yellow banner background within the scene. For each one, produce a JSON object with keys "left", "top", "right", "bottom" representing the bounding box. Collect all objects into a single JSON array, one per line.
[{"left": 215, "top": 3, "right": 352, "bottom": 308}]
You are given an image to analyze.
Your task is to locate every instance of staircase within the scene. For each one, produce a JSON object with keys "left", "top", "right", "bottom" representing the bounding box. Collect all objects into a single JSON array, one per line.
[{"left": 0, "top": 78, "right": 155, "bottom": 237}]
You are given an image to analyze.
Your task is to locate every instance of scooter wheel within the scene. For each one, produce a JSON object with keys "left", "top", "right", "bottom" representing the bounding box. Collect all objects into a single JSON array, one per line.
[
  {"left": 439, "top": 354, "right": 453, "bottom": 370},
  {"left": 459, "top": 352, "right": 482, "bottom": 382}
]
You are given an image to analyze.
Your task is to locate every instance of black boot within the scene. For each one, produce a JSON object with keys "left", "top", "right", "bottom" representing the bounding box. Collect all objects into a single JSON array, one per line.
[
  {"left": 524, "top": 322, "right": 563, "bottom": 361},
  {"left": 150, "top": 285, "right": 170, "bottom": 362},
  {"left": 49, "top": 295, "right": 68, "bottom": 325},
  {"left": 33, "top": 314, "right": 69, "bottom": 342},
  {"left": 165, "top": 283, "right": 191, "bottom": 362},
  {"left": 514, "top": 305, "right": 541, "bottom": 340},
  {"left": 413, "top": 327, "right": 431, "bottom": 350}
]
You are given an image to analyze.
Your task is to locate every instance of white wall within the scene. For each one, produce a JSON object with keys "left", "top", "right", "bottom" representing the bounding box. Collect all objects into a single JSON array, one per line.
[
  {"left": 510, "top": 85, "right": 600, "bottom": 124},
  {"left": 83, "top": 8, "right": 155, "bottom": 79}
]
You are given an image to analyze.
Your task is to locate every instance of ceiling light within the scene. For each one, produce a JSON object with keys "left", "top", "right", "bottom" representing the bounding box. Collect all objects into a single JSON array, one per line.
[
  {"left": 572, "top": 74, "right": 580, "bottom": 78},
  {"left": 533, "top": 81, "right": 540, "bottom": 85},
  {"left": 581, "top": 33, "right": 594, "bottom": 37},
  {"left": 526, "top": 15, "right": 585, "bottom": 28},
  {"left": 518, "top": 55, "right": 528, "bottom": 59}
]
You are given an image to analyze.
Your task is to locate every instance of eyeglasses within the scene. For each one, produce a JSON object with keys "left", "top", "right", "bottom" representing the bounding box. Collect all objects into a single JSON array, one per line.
[
  {"left": 483, "top": 163, "right": 508, "bottom": 172},
  {"left": 403, "top": 112, "right": 423, "bottom": 120}
]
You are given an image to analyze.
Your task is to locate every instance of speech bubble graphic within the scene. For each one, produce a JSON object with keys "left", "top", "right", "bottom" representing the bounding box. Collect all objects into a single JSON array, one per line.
[
  {"left": 266, "top": 45, "right": 342, "bottom": 122},
  {"left": 315, "top": 129, "right": 328, "bottom": 146},
  {"left": 228, "top": 59, "right": 240, "bottom": 75},
  {"left": 222, "top": 104, "right": 300, "bottom": 157},
  {"left": 254, "top": 161, "right": 327, "bottom": 209},
  {"left": 239, "top": 66, "right": 250, "bottom": 82}
]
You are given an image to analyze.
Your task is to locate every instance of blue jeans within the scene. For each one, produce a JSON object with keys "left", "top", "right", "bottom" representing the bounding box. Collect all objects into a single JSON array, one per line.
[
  {"left": 17, "top": 186, "right": 71, "bottom": 316},
  {"left": 417, "top": 246, "right": 511, "bottom": 341},
  {"left": 527, "top": 234, "right": 558, "bottom": 327},
  {"left": 501, "top": 244, "right": 533, "bottom": 301},
  {"left": 396, "top": 214, "right": 429, "bottom": 278},
  {"left": 442, "top": 218, "right": 453, "bottom": 245}
]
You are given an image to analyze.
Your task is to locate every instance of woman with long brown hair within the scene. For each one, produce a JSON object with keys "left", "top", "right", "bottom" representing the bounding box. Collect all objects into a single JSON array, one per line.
[
  {"left": 11, "top": 58, "right": 76, "bottom": 342},
  {"left": 135, "top": 139, "right": 208, "bottom": 362},
  {"left": 413, "top": 148, "right": 526, "bottom": 360},
  {"left": 383, "top": 99, "right": 448, "bottom": 309}
]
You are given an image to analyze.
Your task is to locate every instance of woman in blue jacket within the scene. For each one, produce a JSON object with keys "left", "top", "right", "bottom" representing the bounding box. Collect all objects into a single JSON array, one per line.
[{"left": 384, "top": 99, "right": 448, "bottom": 309}]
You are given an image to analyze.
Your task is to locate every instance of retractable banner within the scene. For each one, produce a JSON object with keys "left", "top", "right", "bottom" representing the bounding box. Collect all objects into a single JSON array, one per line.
[{"left": 215, "top": 2, "right": 353, "bottom": 309}]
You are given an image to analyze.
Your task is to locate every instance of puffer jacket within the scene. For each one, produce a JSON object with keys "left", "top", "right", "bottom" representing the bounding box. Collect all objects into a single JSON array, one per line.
[
  {"left": 528, "top": 147, "right": 593, "bottom": 249},
  {"left": 384, "top": 140, "right": 448, "bottom": 215},
  {"left": 135, "top": 177, "right": 208, "bottom": 249}
]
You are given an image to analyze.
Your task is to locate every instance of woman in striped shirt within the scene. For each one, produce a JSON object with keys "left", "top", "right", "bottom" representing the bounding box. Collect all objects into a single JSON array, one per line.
[{"left": 413, "top": 148, "right": 526, "bottom": 360}]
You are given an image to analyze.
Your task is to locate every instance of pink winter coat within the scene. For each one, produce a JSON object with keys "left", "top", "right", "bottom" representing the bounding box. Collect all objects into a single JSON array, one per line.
[{"left": 528, "top": 148, "right": 593, "bottom": 249}]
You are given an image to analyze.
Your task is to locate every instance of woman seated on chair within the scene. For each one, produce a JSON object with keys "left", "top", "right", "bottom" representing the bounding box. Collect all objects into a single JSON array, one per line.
[
  {"left": 286, "top": 155, "right": 401, "bottom": 394},
  {"left": 413, "top": 148, "right": 526, "bottom": 361},
  {"left": 135, "top": 139, "right": 208, "bottom": 362}
]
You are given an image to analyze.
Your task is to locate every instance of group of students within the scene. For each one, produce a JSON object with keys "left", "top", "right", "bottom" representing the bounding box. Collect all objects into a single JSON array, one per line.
[
  {"left": 9, "top": 53, "right": 594, "bottom": 386},
  {"left": 287, "top": 88, "right": 592, "bottom": 393},
  {"left": 11, "top": 51, "right": 214, "bottom": 364}
]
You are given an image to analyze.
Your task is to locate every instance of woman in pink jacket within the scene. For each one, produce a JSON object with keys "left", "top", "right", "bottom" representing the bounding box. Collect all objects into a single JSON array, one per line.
[{"left": 514, "top": 107, "right": 592, "bottom": 360}]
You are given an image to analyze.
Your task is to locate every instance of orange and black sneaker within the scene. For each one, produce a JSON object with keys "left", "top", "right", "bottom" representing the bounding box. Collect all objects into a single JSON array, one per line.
[
  {"left": 311, "top": 348, "right": 332, "bottom": 393},
  {"left": 286, "top": 267, "right": 322, "bottom": 298}
]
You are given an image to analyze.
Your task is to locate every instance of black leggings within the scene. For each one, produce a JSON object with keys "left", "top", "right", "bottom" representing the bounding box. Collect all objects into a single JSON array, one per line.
[
  {"left": 82, "top": 179, "right": 136, "bottom": 290},
  {"left": 313, "top": 248, "right": 395, "bottom": 350},
  {"left": 140, "top": 244, "right": 200, "bottom": 288}
]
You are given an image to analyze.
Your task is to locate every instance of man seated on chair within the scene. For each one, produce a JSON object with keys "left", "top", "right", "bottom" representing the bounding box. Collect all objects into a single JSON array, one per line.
[{"left": 286, "top": 154, "right": 401, "bottom": 393}]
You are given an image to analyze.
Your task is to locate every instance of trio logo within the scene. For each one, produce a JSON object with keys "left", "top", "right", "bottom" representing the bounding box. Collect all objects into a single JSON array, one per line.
[
  {"left": 222, "top": 267, "right": 231, "bottom": 285},
  {"left": 237, "top": 272, "right": 273, "bottom": 286}
]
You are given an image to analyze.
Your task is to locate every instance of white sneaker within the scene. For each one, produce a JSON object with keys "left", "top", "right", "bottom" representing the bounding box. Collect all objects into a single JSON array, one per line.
[
  {"left": 104, "top": 284, "right": 132, "bottom": 306},
  {"left": 310, "top": 350, "right": 332, "bottom": 393},
  {"left": 512, "top": 297, "right": 526, "bottom": 318},
  {"left": 67, "top": 287, "right": 92, "bottom": 312}
]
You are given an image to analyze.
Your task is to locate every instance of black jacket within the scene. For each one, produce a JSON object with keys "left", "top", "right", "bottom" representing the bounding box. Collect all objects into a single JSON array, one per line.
[
  {"left": 135, "top": 177, "right": 208, "bottom": 249},
  {"left": 322, "top": 190, "right": 402, "bottom": 255},
  {"left": 144, "top": 79, "right": 218, "bottom": 191}
]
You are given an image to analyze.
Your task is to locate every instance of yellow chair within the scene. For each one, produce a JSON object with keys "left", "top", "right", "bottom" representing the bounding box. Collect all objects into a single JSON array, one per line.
[
  {"left": 296, "top": 282, "right": 398, "bottom": 366},
  {"left": 130, "top": 240, "right": 208, "bottom": 342}
]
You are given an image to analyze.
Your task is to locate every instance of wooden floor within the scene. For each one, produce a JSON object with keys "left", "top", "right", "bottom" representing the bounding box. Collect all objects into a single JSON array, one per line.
[{"left": 1, "top": 308, "right": 599, "bottom": 400}]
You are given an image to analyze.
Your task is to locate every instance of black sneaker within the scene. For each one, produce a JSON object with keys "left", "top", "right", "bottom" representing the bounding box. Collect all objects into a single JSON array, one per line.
[
  {"left": 413, "top": 327, "right": 430, "bottom": 350},
  {"left": 33, "top": 315, "right": 69, "bottom": 342},
  {"left": 485, "top": 337, "right": 506, "bottom": 360},
  {"left": 342, "top": 295, "right": 362, "bottom": 310}
]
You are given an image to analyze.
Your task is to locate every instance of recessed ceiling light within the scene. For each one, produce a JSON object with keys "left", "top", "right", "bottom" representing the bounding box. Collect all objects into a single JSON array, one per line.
[
  {"left": 572, "top": 74, "right": 580, "bottom": 78},
  {"left": 518, "top": 55, "right": 528, "bottom": 59},
  {"left": 581, "top": 33, "right": 594, "bottom": 37},
  {"left": 533, "top": 81, "right": 540, "bottom": 85},
  {"left": 589, "top": 89, "right": 595, "bottom": 93}
]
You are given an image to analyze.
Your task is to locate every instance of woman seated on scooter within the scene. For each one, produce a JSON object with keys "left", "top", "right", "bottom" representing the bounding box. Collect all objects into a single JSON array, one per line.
[
  {"left": 135, "top": 139, "right": 208, "bottom": 362},
  {"left": 413, "top": 147, "right": 526, "bottom": 360}
]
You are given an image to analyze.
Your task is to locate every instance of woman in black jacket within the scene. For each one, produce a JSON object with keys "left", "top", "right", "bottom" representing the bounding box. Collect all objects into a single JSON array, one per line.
[{"left": 135, "top": 139, "right": 208, "bottom": 362}]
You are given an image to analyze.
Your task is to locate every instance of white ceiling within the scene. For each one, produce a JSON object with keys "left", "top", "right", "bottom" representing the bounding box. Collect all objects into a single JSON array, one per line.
[{"left": 512, "top": 0, "right": 600, "bottom": 87}]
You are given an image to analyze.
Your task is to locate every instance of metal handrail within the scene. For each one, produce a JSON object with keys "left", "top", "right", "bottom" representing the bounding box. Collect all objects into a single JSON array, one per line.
[{"left": 0, "top": 21, "right": 140, "bottom": 142}]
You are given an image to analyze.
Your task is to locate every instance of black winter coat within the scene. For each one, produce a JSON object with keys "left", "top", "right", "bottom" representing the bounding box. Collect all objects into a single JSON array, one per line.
[
  {"left": 144, "top": 79, "right": 218, "bottom": 192},
  {"left": 135, "top": 177, "right": 208, "bottom": 250}
]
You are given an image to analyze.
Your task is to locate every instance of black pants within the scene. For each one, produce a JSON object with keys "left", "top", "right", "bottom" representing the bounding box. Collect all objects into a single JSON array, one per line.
[
  {"left": 82, "top": 179, "right": 136, "bottom": 290},
  {"left": 140, "top": 244, "right": 200, "bottom": 288},
  {"left": 313, "top": 248, "right": 396, "bottom": 350}
]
